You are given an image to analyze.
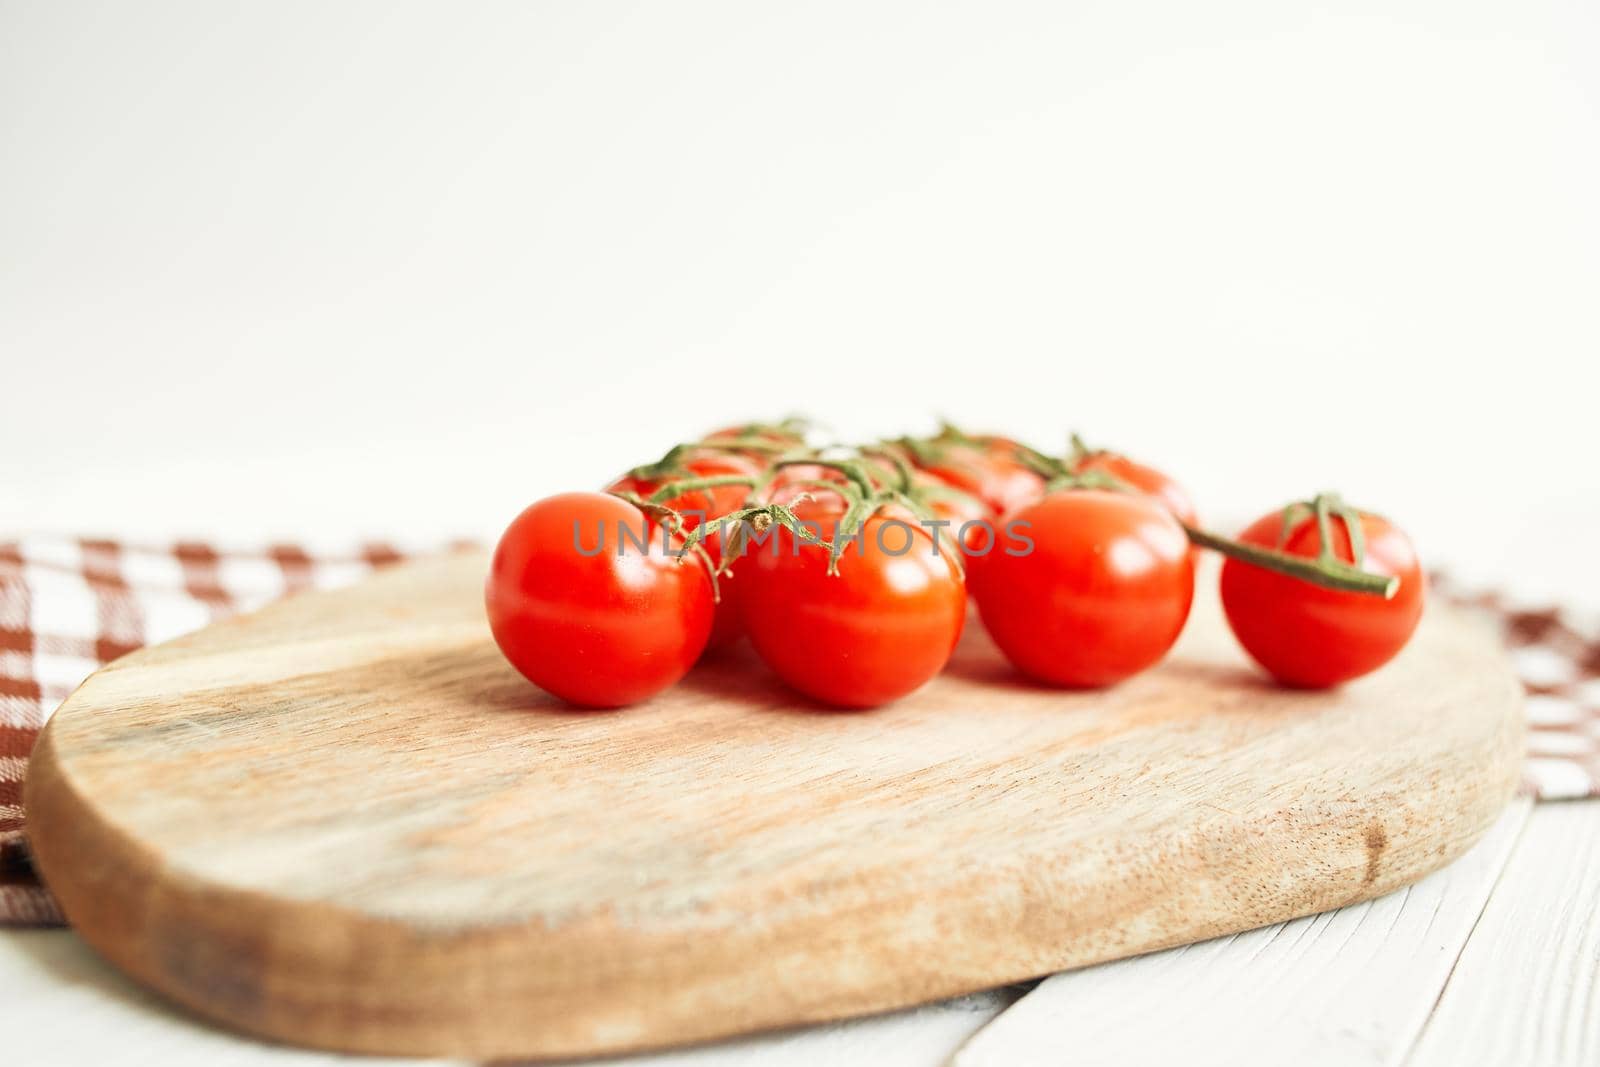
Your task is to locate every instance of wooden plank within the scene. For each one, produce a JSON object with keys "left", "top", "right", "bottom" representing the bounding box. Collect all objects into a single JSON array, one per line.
[
  {"left": 24, "top": 552, "right": 1524, "bottom": 1059},
  {"left": 955, "top": 799, "right": 1534, "bottom": 1067},
  {"left": 1408, "top": 800, "right": 1600, "bottom": 1067}
]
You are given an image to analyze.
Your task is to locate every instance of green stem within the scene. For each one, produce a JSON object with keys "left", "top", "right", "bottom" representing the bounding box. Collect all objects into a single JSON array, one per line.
[
  {"left": 774, "top": 457, "right": 878, "bottom": 498},
  {"left": 645, "top": 474, "right": 755, "bottom": 506},
  {"left": 627, "top": 440, "right": 790, "bottom": 482},
  {"left": 1182, "top": 524, "right": 1397, "bottom": 598},
  {"left": 1042, "top": 468, "right": 1128, "bottom": 495}
]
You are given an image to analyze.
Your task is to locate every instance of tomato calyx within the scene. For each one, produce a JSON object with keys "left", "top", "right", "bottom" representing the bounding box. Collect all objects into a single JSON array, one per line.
[
  {"left": 781, "top": 454, "right": 969, "bottom": 576},
  {"left": 1044, "top": 467, "right": 1132, "bottom": 496},
  {"left": 1010, "top": 443, "right": 1140, "bottom": 497},
  {"left": 686, "top": 449, "right": 968, "bottom": 578},
  {"left": 1186, "top": 493, "right": 1399, "bottom": 599},
  {"left": 1277, "top": 493, "right": 1369, "bottom": 567},
  {"left": 1066, "top": 431, "right": 1103, "bottom": 465}
]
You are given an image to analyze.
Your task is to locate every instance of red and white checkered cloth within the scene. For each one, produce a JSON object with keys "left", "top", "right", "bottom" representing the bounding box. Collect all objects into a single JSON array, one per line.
[
  {"left": 0, "top": 537, "right": 466, "bottom": 925},
  {"left": 2, "top": 540, "right": 1596, "bottom": 926},
  {"left": 1439, "top": 580, "right": 1600, "bottom": 801}
]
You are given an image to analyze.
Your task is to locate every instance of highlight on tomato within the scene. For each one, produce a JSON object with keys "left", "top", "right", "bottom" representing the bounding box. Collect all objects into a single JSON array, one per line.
[
  {"left": 1215, "top": 494, "right": 1425, "bottom": 688},
  {"left": 485, "top": 492, "right": 714, "bottom": 708},
  {"left": 968, "top": 486, "right": 1195, "bottom": 688}
]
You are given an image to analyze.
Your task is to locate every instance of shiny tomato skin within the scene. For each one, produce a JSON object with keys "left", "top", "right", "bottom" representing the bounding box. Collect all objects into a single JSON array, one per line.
[
  {"left": 1220, "top": 509, "right": 1425, "bottom": 688},
  {"left": 737, "top": 509, "right": 967, "bottom": 709},
  {"left": 485, "top": 492, "right": 713, "bottom": 708},
  {"left": 1074, "top": 452, "right": 1198, "bottom": 527},
  {"left": 970, "top": 490, "right": 1194, "bottom": 688}
]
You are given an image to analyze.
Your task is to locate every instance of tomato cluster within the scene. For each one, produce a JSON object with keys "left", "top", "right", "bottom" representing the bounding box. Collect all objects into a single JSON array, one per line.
[{"left": 485, "top": 421, "right": 1426, "bottom": 709}]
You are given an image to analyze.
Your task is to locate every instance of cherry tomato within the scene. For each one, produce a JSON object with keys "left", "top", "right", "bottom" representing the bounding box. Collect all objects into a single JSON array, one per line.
[
  {"left": 918, "top": 445, "right": 1043, "bottom": 519},
  {"left": 737, "top": 502, "right": 967, "bottom": 708},
  {"left": 969, "top": 490, "right": 1194, "bottom": 687},
  {"left": 1220, "top": 508, "right": 1424, "bottom": 688},
  {"left": 1074, "top": 451, "right": 1198, "bottom": 527},
  {"left": 485, "top": 492, "right": 713, "bottom": 707}
]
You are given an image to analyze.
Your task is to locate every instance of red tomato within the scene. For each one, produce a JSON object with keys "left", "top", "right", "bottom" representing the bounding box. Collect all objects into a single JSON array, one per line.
[
  {"left": 969, "top": 490, "right": 1194, "bottom": 687},
  {"left": 919, "top": 445, "right": 1043, "bottom": 519},
  {"left": 737, "top": 503, "right": 967, "bottom": 708},
  {"left": 1220, "top": 508, "right": 1425, "bottom": 688},
  {"left": 485, "top": 492, "right": 713, "bottom": 707},
  {"left": 1074, "top": 451, "right": 1198, "bottom": 527}
]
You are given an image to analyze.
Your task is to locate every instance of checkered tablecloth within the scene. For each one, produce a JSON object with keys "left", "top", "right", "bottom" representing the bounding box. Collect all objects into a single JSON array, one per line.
[
  {"left": 0, "top": 537, "right": 455, "bottom": 925},
  {"left": 2, "top": 538, "right": 1596, "bottom": 926}
]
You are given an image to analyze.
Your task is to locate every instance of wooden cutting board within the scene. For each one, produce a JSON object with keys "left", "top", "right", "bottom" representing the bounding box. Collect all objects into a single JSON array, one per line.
[{"left": 24, "top": 550, "right": 1523, "bottom": 1061}]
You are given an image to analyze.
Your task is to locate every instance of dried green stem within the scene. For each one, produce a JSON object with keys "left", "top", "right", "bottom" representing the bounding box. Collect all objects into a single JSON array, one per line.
[
  {"left": 1183, "top": 523, "right": 1397, "bottom": 598},
  {"left": 644, "top": 474, "right": 756, "bottom": 507}
]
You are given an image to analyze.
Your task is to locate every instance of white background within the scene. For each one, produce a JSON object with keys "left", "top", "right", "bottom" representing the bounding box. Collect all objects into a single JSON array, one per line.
[{"left": 4, "top": 0, "right": 1597, "bottom": 604}]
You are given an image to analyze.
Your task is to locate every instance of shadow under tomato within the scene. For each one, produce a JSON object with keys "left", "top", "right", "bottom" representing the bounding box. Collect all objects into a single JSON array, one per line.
[
  {"left": 1151, "top": 657, "right": 1274, "bottom": 692},
  {"left": 673, "top": 654, "right": 888, "bottom": 716},
  {"left": 938, "top": 629, "right": 1061, "bottom": 693}
]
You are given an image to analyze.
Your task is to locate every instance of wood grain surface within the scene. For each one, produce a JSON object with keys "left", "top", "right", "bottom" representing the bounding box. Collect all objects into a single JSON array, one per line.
[{"left": 24, "top": 551, "right": 1524, "bottom": 1060}]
